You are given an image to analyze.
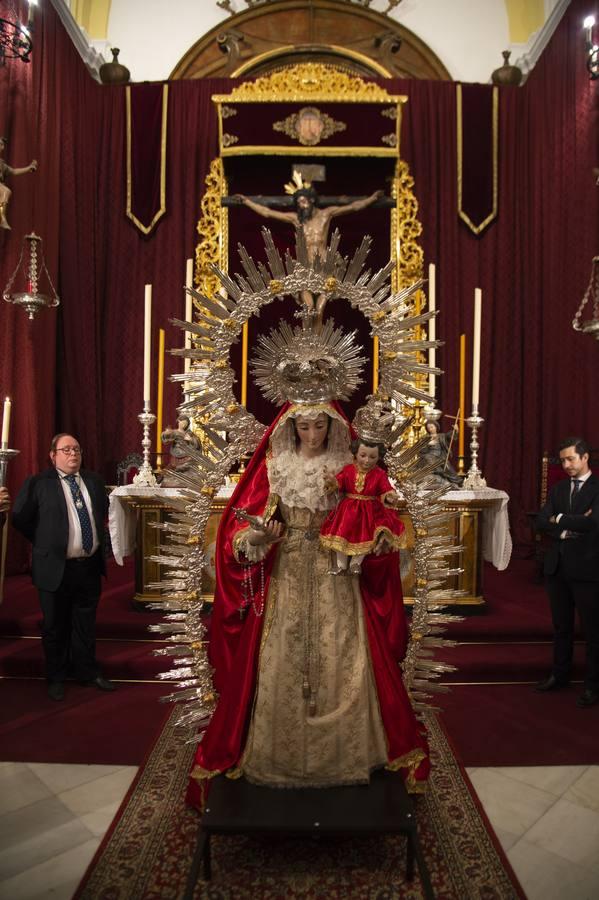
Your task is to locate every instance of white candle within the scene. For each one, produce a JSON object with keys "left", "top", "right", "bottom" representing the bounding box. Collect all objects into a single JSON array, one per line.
[
  {"left": 1, "top": 397, "right": 11, "bottom": 446},
  {"left": 472, "top": 287, "right": 482, "bottom": 407},
  {"left": 143, "top": 284, "right": 152, "bottom": 405},
  {"left": 428, "top": 263, "right": 436, "bottom": 398},
  {"left": 185, "top": 258, "right": 193, "bottom": 375}
]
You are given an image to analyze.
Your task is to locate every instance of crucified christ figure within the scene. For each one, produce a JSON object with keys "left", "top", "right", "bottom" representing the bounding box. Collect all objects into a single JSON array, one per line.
[{"left": 233, "top": 181, "right": 384, "bottom": 320}]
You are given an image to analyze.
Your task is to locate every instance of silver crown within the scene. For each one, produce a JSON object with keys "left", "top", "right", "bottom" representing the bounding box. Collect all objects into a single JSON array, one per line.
[
  {"left": 251, "top": 320, "right": 365, "bottom": 405},
  {"left": 352, "top": 393, "right": 397, "bottom": 445}
]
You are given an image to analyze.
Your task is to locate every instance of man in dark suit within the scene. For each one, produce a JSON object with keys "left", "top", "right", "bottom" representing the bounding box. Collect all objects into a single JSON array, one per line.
[
  {"left": 12, "top": 434, "right": 116, "bottom": 701},
  {"left": 535, "top": 437, "right": 599, "bottom": 707}
]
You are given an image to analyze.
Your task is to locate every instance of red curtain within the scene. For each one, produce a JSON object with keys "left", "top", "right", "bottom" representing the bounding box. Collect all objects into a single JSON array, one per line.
[{"left": 1, "top": 0, "right": 597, "bottom": 573}]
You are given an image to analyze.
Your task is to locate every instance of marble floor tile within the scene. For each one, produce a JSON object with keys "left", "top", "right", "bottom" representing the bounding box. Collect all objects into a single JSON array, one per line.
[
  {"left": 524, "top": 796, "right": 599, "bottom": 870},
  {"left": 57, "top": 766, "right": 137, "bottom": 818},
  {"left": 27, "top": 761, "right": 127, "bottom": 795},
  {"left": 79, "top": 799, "right": 125, "bottom": 837},
  {"left": 0, "top": 815, "right": 93, "bottom": 881},
  {"left": 0, "top": 837, "right": 100, "bottom": 900},
  {"left": 488, "top": 764, "right": 588, "bottom": 797},
  {"left": 0, "top": 795, "right": 75, "bottom": 855},
  {"left": 0, "top": 763, "right": 52, "bottom": 815},
  {"left": 467, "top": 767, "right": 558, "bottom": 837},
  {"left": 565, "top": 766, "right": 599, "bottom": 813},
  {"left": 489, "top": 824, "right": 521, "bottom": 852},
  {"left": 508, "top": 838, "right": 599, "bottom": 900}
]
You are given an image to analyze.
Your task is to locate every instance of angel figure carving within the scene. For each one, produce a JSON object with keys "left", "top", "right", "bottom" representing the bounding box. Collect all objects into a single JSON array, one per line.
[{"left": 0, "top": 137, "right": 37, "bottom": 230}]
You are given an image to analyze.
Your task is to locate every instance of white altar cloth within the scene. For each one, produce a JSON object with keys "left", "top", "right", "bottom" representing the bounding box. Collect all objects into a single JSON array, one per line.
[
  {"left": 108, "top": 481, "right": 237, "bottom": 566},
  {"left": 443, "top": 487, "right": 511, "bottom": 571}
]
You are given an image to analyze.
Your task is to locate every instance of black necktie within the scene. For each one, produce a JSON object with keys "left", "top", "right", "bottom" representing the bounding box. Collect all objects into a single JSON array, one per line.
[
  {"left": 570, "top": 479, "right": 582, "bottom": 510},
  {"left": 65, "top": 474, "right": 94, "bottom": 553}
]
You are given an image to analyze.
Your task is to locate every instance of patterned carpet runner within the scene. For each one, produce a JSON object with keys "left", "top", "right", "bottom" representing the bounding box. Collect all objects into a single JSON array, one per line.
[{"left": 75, "top": 710, "right": 524, "bottom": 899}]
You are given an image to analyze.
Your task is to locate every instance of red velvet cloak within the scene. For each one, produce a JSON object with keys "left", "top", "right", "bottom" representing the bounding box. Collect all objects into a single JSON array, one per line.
[{"left": 186, "top": 403, "right": 429, "bottom": 809}]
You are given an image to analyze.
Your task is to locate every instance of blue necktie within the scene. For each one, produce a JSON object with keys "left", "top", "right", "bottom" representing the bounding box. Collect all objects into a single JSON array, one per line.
[{"left": 65, "top": 474, "right": 94, "bottom": 553}]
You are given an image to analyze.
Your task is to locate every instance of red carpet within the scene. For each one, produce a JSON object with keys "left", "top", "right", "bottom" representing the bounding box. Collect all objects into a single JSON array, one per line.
[
  {"left": 1, "top": 554, "right": 595, "bottom": 768},
  {"left": 0, "top": 679, "right": 172, "bottom": 765},
  {"left": 438, "top": 683, "right": 599, "bottom": 767},
  {"left": 74, "top": 710, "right": 525, "bottom": 900},
  {"left": 0, "top": 558, "right": 174, "bottom": 765}
]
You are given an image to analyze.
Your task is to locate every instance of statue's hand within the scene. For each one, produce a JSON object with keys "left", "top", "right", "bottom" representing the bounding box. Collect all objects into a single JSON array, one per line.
[
  {"left": 232, "top": 193, "right": 246, "bottom": 204},
  {"left": 29, "top": 160, "right": 38, "bottom": 172},
  {"left": 373, "top": 189, "right": 384, "bottom": 200},
  {"left": 247, "top": 521, "right": 284, "bottom": 545}
]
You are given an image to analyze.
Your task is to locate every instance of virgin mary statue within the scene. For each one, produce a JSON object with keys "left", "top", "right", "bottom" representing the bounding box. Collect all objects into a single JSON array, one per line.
[{"left": 186, "top": 323, "right": 430, "bottom": 809}]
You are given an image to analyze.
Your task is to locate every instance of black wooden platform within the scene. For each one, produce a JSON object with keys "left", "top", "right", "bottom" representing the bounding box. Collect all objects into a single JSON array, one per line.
[{"left": 184, "top": 769, "right": 434, "bottom": 898}]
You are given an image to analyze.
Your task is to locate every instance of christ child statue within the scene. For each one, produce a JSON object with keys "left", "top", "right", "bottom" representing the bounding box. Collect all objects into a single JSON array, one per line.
[{"left": 320, "top": 437, "right": 404, "bottom": 576}]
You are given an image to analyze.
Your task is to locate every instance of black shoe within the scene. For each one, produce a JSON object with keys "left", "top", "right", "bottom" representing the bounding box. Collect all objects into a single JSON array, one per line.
[
  {"left": 533, "top": 675, "right": 570, "bottom": 693},
  {"left": 83, "top": 676, "right": 117, "bottom": 692},
  {"left": 576, "top": 688, "right": 599, "bottom": 708},
  {"left": 47, "top": 681, "right": 65, "bottom": 701}
]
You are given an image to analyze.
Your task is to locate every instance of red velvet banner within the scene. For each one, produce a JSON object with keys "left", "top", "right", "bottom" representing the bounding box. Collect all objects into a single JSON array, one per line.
[
  {"left": 456, "top": 83, "right": 498, "bottom": 234},
  {"left": 126, "top": 83, "right": 168, "bottom": 235}
]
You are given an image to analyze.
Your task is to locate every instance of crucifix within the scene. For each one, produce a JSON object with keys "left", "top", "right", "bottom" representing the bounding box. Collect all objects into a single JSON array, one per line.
[{"left": 222, "top": 164, "right": 393, "bottom": 320}]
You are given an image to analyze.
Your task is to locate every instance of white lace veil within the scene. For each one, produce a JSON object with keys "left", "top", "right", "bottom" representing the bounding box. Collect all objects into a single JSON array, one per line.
[
  {"left": 266, "top": 403, "right": 352, "bottom": 512},
  {"left": 268, "top": 403, "right": 350, "bottom": 457}
]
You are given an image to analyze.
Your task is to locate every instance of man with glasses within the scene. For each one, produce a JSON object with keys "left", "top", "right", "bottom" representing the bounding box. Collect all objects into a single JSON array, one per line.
[{"left": 12, "top": 434, "right": 115, "bottom": 700}]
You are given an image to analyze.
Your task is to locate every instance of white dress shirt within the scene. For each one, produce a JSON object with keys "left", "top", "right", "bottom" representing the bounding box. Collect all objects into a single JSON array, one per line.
[{"left": 57, "top": 470, "right": 100, "bottom": 558}]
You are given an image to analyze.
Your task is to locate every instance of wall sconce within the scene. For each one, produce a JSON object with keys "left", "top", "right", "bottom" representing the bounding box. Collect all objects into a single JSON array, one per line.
[
  {"left": 0, "top": 0, "right": 36, "bottom": 65},
  {"left": 3, "top": 232, "right": 60, "bottom": 320},
  {"left": 584, "top": 15, "right": 599, "bottom": 79}
]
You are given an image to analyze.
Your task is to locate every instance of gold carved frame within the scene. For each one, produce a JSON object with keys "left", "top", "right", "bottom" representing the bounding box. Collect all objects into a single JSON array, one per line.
[{"left": 193, "top": 63, "right": 425, "bottom": 398}]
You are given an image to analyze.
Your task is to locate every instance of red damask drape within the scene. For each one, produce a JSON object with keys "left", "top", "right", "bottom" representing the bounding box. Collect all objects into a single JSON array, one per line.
[{"left": 0, "top": 0, "right": 597, "bottom": 573}]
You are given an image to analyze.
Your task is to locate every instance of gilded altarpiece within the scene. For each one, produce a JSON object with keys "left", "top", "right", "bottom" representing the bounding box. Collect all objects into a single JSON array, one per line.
[{"left": 190, "top": 64, "right": 483, "bottom": 605}]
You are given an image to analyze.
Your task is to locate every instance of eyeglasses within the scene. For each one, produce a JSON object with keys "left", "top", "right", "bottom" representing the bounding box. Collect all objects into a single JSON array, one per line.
[{"left": 55, "top": 446, "right": 82, "bottom": 455}]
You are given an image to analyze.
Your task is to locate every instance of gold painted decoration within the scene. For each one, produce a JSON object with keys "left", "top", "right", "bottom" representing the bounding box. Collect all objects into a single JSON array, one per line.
[
  {"left": 212, "top": 62, "right": 405, "bottom": 104},
  {"left": 273, "top": 106, "right": 347, "bottom": 146},
  {"left": 213, "top": 62, "right": 406, "bottom": 158},
  {"left": 196, "top": 157, "right": 227, "bottom": 300}
]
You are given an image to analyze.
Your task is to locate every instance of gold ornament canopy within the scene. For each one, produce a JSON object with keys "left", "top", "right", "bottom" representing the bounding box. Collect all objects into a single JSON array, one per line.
[
  {"left": 151, "top": 227, "right": 461, "bottom": 731},
  {"left": 148, "top": 64, "right": 460, "bottom": 731}
]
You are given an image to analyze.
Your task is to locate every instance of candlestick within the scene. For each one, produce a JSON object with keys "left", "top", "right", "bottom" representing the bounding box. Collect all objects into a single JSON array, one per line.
[
  {"left": 1, "top": 398, "right": 11, "bottom": 448},
  {"left": 458, "top": 334, "right": 466, "bottom": 473},
  {"left": 0, "top": 441, "right": 19, "bottom": 603},
  {"left": 133, "top": 403, "right": 157, "bottom": 487},
  {"left": 463, "top": 403, "right": 487, "bottom": 490},
  {"left": 0, "top": 446, "right": 19, "bottom": 489},
  {"left": 472, "top": 287, "right": 482, "bottom": 407},
  {"left": 185, "top": 259, "right": 193, "bottom": 375},
  {"left": 143, "top": 284, "right": 152, "bottom": 405},
  {"left": 156, "top": 328, "right": 165, "bottom": 462},
  {"left": 428, "top": 263, "right": 436, "bottom": 398}
]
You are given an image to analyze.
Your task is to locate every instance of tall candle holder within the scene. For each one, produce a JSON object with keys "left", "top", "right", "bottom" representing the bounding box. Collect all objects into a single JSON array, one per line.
[
  {"left": 463, "top": 406, "right": 487, "bottom": 490},
  {"left": 0, "top": 445, "right": 19, "bottom": 488},
  {"left": 0, "top": 444, "right": 19, "bottom": 601},
  {"left": 133, "top": 403, "right": 157, "bottom": 486}
]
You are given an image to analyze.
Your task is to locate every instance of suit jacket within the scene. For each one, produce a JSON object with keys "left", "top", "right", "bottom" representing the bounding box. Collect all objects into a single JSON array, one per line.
[
  {"left": 12, "top": 468, "right": 107, "bottom": 591},
  {"left": 536, "top": 473, "right": 599, "bottom": 580}
]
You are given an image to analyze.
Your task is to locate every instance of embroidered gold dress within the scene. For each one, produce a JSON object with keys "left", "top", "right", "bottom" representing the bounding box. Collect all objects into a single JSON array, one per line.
[
  {"left": 187, "top": 405, "right": 429, "bottom": 804},
  {"left": 241, "top": 495, "right": 389, "bottom": 787}
]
